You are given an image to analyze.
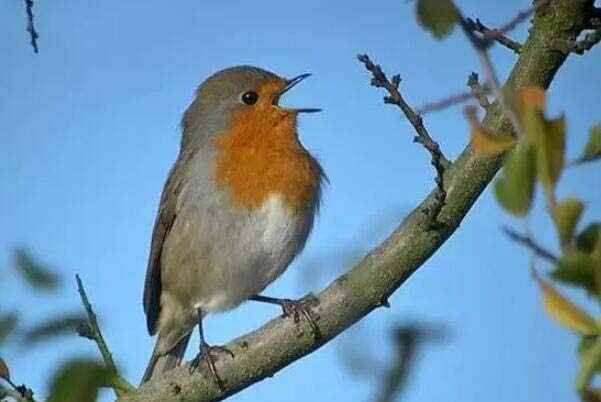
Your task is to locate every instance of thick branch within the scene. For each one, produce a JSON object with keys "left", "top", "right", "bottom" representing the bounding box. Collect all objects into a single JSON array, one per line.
[
  {"left": 554, "top": 26, "right": 601, "bottom": 54},
  {"left": 120, "top": 1, "right": 592, "bottom": 401}
]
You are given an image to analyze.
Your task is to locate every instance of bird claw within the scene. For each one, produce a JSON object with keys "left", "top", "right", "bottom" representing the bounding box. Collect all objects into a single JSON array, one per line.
[
  {"left": 190, "top": 343, "right": 234, "bottom": 391},
  {"left": 279, "top": 298, "right": 321, "bottom": 340}
]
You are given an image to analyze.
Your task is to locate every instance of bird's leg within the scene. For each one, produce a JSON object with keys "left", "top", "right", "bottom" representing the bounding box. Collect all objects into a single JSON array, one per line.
[
  {"left": 189, "top": 308, "right": 234, "bottom": 391},
  {"left": 250, "top": 295, "right": 321, "bottom": 340}
]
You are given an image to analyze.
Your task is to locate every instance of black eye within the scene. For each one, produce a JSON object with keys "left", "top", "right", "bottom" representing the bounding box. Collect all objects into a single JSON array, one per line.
[{"left": 241, "top": 91, "right": 259, "bottom": 105}]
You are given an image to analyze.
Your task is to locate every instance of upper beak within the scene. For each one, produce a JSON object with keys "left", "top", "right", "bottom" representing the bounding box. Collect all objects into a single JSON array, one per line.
[{"left": 274, "top": 73, "right": 322, "bottom": 113}]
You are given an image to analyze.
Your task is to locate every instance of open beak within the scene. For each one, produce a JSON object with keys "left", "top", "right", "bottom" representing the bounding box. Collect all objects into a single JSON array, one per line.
[{"left": 274, "top": 73, "right": 322, "bottom": 113}]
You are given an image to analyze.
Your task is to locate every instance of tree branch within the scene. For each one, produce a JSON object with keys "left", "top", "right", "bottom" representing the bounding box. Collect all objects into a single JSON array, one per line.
[
  {"left": 23, "top": 0, "right": 39, "bottom": 54},
  {"left": 467, "top": 72, "right": 491, "bottom": 111},
  {"left": 465, "top": 18, "right": 523, "bottom": 54},
  {"left": 553, "top": 26, "right": 601, "bottom": 54},
  {"left": 356, "top": 54, "right": 449, "bottom": 226},
  {"left": 415, "top": 87, "right": 487, "bottom": 115},
  {"left": 413, "top": 73, "right": 492, "bottom": 115},
  {"left": 76, "top": 275, "right": 135, "bottom": 395},
  {"left": 119, "top": 1, "right": 593, "bottom": 401},
  {"left": 502, "top": 226, "right": 559, "bottom": 263},
  {"left": 459, "top": 14, "right": 526, "bottom": 139}
]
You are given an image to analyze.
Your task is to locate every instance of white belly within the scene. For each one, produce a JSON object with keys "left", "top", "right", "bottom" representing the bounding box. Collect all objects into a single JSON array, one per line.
[{"left": 194, "top": 193, "right": 312, "bottom": 313}]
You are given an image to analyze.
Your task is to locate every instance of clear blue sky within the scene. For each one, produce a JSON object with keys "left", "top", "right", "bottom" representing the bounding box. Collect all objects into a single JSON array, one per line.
[{"left": 2, "top": 1, "right": 600, "bottom": 401}]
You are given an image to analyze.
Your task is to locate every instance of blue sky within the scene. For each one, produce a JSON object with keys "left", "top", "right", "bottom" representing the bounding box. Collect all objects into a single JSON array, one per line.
[{"left": 2, "top": 1, "right": 600, "bottom": 401}]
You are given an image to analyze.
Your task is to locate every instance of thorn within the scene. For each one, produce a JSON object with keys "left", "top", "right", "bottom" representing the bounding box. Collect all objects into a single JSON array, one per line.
[{"left": 379, "top": 298, "right": 391, "bottom": 309}]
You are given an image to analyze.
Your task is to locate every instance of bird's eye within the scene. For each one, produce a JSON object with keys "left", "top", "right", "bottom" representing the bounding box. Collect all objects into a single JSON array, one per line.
[{"left": 241, "top": 91, "right": 259, "bottom": 105}]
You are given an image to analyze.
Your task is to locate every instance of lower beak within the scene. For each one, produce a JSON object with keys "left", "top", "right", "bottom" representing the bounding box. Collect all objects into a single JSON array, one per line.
[{"left": 274, "top": 73, "right": 322, "bottom": 113}]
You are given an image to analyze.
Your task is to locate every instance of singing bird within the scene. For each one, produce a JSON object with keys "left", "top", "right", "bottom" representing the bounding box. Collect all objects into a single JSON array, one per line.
[{"left": 142, "top": 66, "right": 325, "bottom": 386}]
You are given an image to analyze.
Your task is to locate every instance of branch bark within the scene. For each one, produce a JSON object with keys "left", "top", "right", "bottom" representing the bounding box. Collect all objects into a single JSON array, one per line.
[{"left": 119, "top": 1, "right": 595, "bottom": 401}]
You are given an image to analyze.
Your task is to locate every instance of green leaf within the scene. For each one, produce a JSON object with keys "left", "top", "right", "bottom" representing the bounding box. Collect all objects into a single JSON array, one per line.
[
  {"left": 0, "top": 313, "right": 18, "bottom": 345},
  {"left": 579, "top": 336, "right": 601, "bottom": 374},
  {"left": 551, "top": 251, "right": 598, "bottom": 296},
  {"left": 47, "top": 359, "right": 110, "bottom": 402},
  {"left": 533, "top": 269, "right": 599, "bottom": 336},
  {"left": 23, "top": 314, "right": 87, "bottom": 346},
  {"left": 416, "top": 0, "right": 458, "bottom": 39},
  {"left": 520, "top": 87, "right": 547, "bottom": 145},
  {"left": 13, "top": 248, "right": 60, "bottom": 291},
  {"left": 578, "top": 223, "right": 601, "bottom": 254},
  {"left": 518, "top": 88, "right": 565, "bottom": 192},
  {"left": 536, "top": 116, "right": 566, "bottom": 193},
  {"left": 577, "top": 123, "right": 601, "bottom": 164},
  {"left": 576, "top": 336, "right": 601, "bottom": 391},
  {"left": 0, "top": 357, "right": 10, "bottom": 381},
  {"left": 553, "top": 198, "right": 584, "bottom": 246},
  {"left": 494, "top": 143, "right": 536, "bottom": 216}
]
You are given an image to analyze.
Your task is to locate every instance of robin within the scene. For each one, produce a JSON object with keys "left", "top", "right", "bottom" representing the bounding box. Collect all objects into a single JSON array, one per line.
[{"left": 141, "top": 66, "right": 325, "bottom": 387}]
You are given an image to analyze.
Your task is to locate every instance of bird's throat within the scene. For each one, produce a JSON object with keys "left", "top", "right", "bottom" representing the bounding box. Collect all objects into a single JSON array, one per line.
[{"left": 213, "top": 108, "right": 321, "bottom": 214}]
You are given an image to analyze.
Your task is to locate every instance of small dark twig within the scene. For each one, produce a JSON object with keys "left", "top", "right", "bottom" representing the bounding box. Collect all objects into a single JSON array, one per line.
[
  {"left": 357, "top": 54, "right": 448, "bottom": 225},
  {"left": 465, "top": 18, "right": 523, "bottom": 54},
  {"left": 462, "top": 0, "right": 550, "bottom": 52},
  {"left": 502, "top": 227, "right": 558, "bottom": 263},
  {"left": 562, "top": 27, "right": 601, "bottom": 55},
  {"left": 76, "top": 275, "right": 135, "bottom": 394},
  {"left": 467, "top": 73, "right": 491, "bottom": 110},
  {"left": 23, "top": 0, "right": 39, "bottom": 53}
]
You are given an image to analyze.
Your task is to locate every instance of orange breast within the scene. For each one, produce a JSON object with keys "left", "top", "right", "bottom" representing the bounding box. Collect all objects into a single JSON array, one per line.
[{"left": 213, "top": 104, "right": 321, "bottom": 214}]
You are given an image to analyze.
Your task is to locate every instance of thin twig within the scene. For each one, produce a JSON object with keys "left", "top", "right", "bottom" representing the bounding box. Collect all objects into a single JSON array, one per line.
[
  {"left": 465, "top": 18, "right": 522, "bottom": 54},
  {"left": 416, "top": 1, "right": 552, "bottom": 117},
  {"left": 415, "top": 90, "right": 481, "bottom": 115},
  {"left": 502, "top": 226, "right": 558, "bottom": 263},
  {"left": 458, "top": 15, "right": 525, "bottom": 139},
  {"left": 467, "top": 73, "right": 491, "bottom": 110},
  {"left": 76, "top": 275, "right": 136, "bottom": 394},
  {"left": 23, "top": 0, "right": 39, "bottom": 53},
  {"left": 357, "top": 54, "right": 448, "bottom": 225},
  {"left": 575, "top": 336, "right": 601, "bottom": 391},
  {"left": 414, "top": 73, "right": 493, "bottom": 115},
  {"left": 496, "top": 0, "right": 552, "bottom": 35}
]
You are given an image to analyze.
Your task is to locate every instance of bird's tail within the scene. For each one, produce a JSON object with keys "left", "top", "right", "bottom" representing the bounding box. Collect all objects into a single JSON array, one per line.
[{"left": 140, "top": 333, "right": 191, "bottom": 385}]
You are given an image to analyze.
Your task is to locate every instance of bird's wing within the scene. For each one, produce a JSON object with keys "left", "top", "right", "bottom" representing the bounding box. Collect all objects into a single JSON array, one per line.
[{"left": 143, "top": 147, "right": 196, "bottom": 335}]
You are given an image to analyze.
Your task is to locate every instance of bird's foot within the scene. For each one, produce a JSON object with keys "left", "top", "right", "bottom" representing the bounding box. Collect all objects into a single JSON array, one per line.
[
  {"left": 190, "top": 343, "right": 234, "bottom": 391},
  {"left": 276, "top": 298, "right": 321, "bottom": 340}
]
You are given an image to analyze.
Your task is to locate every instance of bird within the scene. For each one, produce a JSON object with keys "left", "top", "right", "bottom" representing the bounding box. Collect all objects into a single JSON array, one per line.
[{"left": 141, "top": 66, "right": 325, "bottom": 387}]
